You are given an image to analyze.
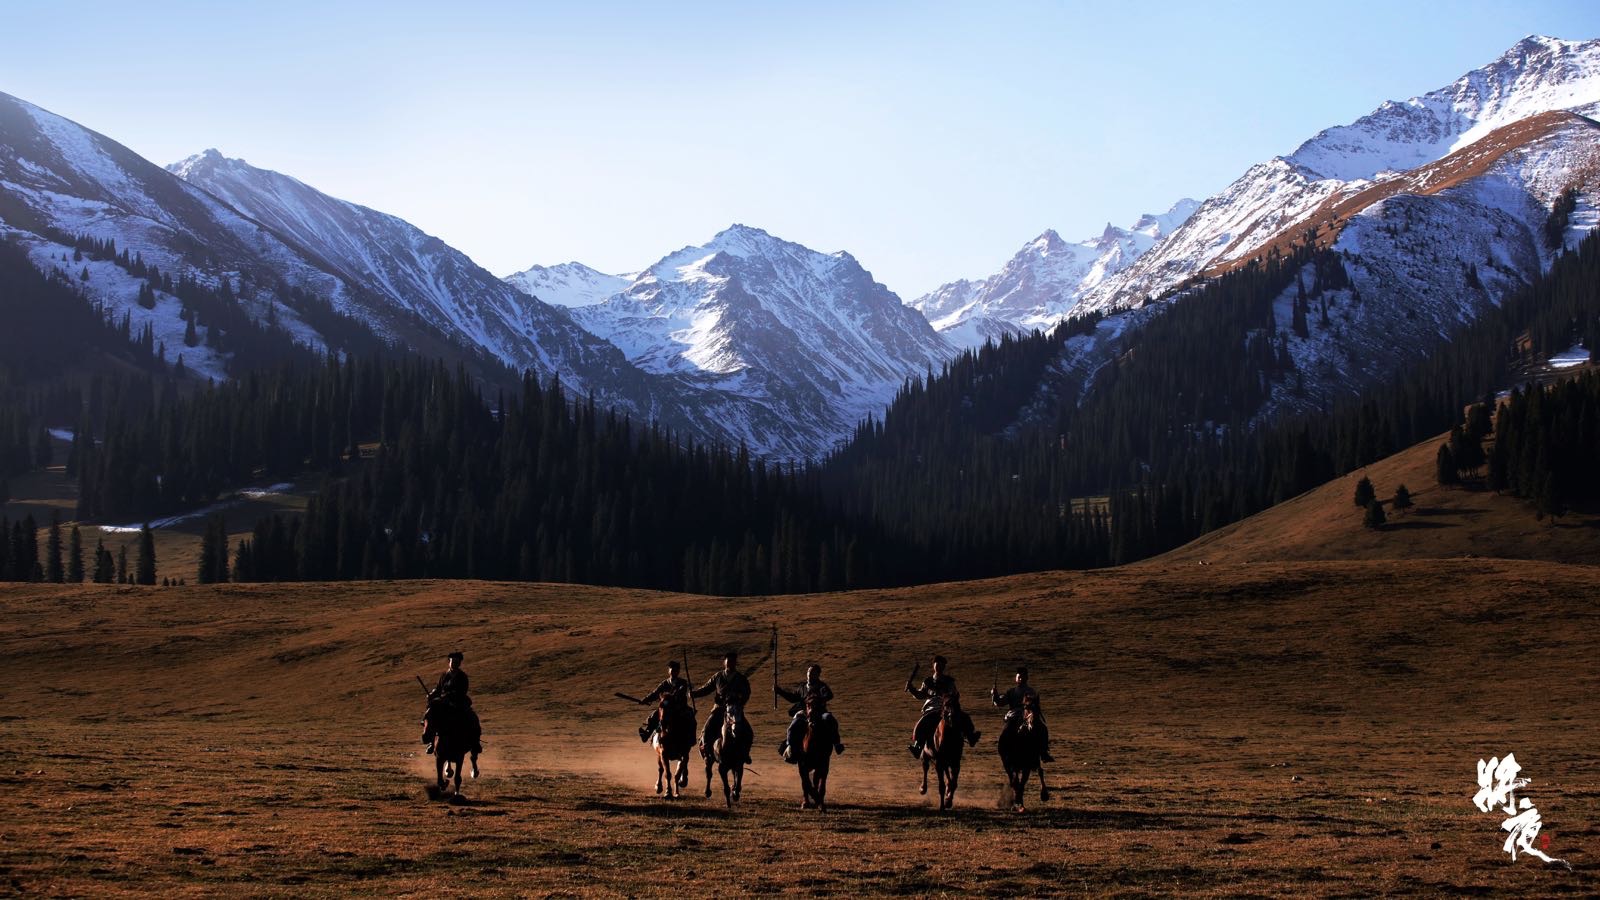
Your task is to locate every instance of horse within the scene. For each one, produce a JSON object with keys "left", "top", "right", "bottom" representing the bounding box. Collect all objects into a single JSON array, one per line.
[
  {"left": 653, "top": 699, "right": 696, "bottom": 799},
  {"left": 795, "top": 695, "right": 841, "bottom": 811},
  {"left": 428, "top": 702, "right": 479, "bottom": 798},
  {"left": 704, "top": 702, "right": 753, "bottom": 806},
  {"left": 997, "top": 695, "right": 1051, "bottom": 812},
  {"left": 919, "top": 693, "right": 967, "bottom": 811}
]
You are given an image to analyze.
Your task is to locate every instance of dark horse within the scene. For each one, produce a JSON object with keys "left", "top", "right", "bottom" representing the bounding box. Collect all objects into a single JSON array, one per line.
[
  {"left": 996, "top": 695, "right": 1051, "bottom": 812},
  {"left": 704, "top": 702, "right": 753, "bottom": 806},
  {"left": 429, "top": 702, "right": 478, "bottom": 798},
  {"left": 795, "top": 694, "right": 841, "bottom": 811},
  {"left": 919, "top": 693, "right": 967, "bottom": 811},
  {"left": 653, "top": 699, "right": 696, "bottom": 799}
]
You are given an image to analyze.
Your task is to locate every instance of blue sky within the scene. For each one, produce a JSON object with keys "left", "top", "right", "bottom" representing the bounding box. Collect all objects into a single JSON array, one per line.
[{"left": 3, "top": 1, "right": 1597, "bottom": 297}]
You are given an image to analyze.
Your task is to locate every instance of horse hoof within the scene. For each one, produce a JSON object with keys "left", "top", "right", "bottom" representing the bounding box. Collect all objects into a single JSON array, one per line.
[
  {"left": 1040, "top": 788, "right": 1051, "bottom": 801},
  {"left": 918, "top": 784, "right": 928, "bottom": 796},
  {"left": 471, "top": 765, "right": 479, "bottom": 780},
  {"left": 705, "top": 788, "right": 712, "bottom": 798}
]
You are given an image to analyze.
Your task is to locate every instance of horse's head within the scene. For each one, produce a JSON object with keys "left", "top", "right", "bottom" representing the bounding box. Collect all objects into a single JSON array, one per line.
[
  {"left": 941, "top": 691, "right": 962, "bottom": 718},
  {"left": 1021, "top": 697, "right": 1038, "bottom": 731},
  {"left": 723, "top": 703, "right": 745, "bottom": 728}
]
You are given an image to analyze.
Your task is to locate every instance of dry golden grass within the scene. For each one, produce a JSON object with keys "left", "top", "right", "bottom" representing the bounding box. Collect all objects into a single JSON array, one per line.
[
  {"left": 2, "top": 559, "right": 1597, "bottom": 896},
  {"left": 1156, "top": 430, "right": 1600, "bottom": 568}
]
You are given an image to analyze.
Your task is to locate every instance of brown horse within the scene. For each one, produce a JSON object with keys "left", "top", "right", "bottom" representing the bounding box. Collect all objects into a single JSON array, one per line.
[
  {"left": 653, "top": 699, "right": 696, "bottom": 799},
  {"left": 704, "top": 702, "right": 753, "bottom": 806},
  {"left": 795, "top": 695, "right": 841, "bottom": 811},
  {"left": 429, "top": 703, "right": 478, "bottom": 798},
  {"left": 997, "top": 695, "right": 1050, "bottom": 812},
  {"left": 919, "top": 693, "right": 966, "bottom": 811}
]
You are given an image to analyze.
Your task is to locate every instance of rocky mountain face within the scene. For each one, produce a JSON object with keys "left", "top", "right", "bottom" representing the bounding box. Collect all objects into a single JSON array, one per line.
[
  {"left": 1077, "top": 35, "right": 1600, "bottom": 317},
  {"left": 909, "top": 199, "right": 1197, "bottom": 349},
  {"left": 0, "top": 92, "right": 946, "bottom": 459},
  {"left": 503, "top": 261, "right": 632, "bottom": 309},
  {"left": 167, "top": 150, "right": 651, "bottom": 389},
  {"left": 1010, "top": 35, "right": 1600, "bottom": 428},
  {"left": 561, "top": 225, "right": 954, "bottom": 453}
]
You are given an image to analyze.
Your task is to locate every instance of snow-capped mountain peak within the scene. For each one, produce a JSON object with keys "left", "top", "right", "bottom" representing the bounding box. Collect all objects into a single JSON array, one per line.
[
  {"left": 503, "top": 260, "right": 631, "bottom": 309},
  {"left": 908, "top": 199, "right": 1199, "bottom": 347},
  {"left": 1287, "top": 35, "right": 1600, "bottom": 182}
]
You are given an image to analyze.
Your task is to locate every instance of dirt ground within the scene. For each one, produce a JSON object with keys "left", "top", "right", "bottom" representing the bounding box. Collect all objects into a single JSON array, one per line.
[{"left": 1, "top": 559, "right": 1597, "bottom": 896}]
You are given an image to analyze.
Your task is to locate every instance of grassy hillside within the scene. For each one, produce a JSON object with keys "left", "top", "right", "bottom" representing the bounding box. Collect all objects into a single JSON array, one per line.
[
  {"left": 1, "top": 562, "right": 1596, "bottom": 894},
  {"left": 1156, "top": 430, "right": 1600, "bottom": 567}
]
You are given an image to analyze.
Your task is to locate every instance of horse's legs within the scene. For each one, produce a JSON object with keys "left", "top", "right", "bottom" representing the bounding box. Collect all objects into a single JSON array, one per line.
[
  {"left": 656, "top": 751, "right": 666, "bottom": 796},
  {"left": 720, "top": 765, "right": 732, "bottom": 807},
  {"left": 919, "top": 755, "right": 930, "bottom": 795},
  {"left": 435, "top": 754, "right": 446, "bottom": 792},
  {"left": 1037, "top": 764, "right": 1050, "bottom": 802},
  {"left": 945, "top": 761, "right": 960, "bottom": 810},
  {"left": 816, "top": 765, "right": 828, "bottom": 813},
  {"left": 704, "top": 748, "right": 715, "bottom": 798}
]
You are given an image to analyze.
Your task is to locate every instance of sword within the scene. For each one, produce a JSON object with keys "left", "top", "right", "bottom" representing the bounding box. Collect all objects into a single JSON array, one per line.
[
  {"left": 904, "top": 661, "right": 920, "bottom": 693},
  {"left": 416, "top": 675, "right": 431, "bottom": 696},
  {"left": 683, "top": 648, "right": 697, "bottom": 713},
  {"left": 614, "top": 692, "right": 645, "bottom": 704}
]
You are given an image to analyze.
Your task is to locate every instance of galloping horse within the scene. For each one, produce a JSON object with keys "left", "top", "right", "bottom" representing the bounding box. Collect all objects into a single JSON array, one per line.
[
  {"left": 919, "top": 693, "right": 966, "bottom": 811},
  {"left": 429, "top": 702, "right": 478, "bottom": 797},
  {"left": 997, "top": 694, "right": 1051, "bottom": 812},
  {"left": 653, "top": 699, "right": 696, "bottom": 799},
  {"left": 704, "top": 702, "right": 753, "bottom": 806},
  {"left": 795, "top": 694, "right": 841, "bottom": 811}
]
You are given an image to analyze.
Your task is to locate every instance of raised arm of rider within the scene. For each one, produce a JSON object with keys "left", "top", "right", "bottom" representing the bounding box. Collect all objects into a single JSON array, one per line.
[
  {"left": 908, "top": 677, "right": 934, "bottom": 700},
  {"left": 691, "top": 674, "right": 719, "bottom": 699},
  {"left": 775, "top": 684, "right": 800, "bottom": 704}
]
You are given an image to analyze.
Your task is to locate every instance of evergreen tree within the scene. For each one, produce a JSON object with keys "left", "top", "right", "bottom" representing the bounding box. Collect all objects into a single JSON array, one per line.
[
  {"left": 1436, "top": 444, "right": 1459, "bottom": 487},
  {"left": 67, "top": 524, "right": 84, "bottom": 583},
  {"left": 45, "top": 512, "right": 63, "bottom": 583},
  {"left": 92, "top": 539, "right": 114, "bottom": 584},
  {"left": 136, "top": 524, "right": 156, "bottom": 585},
  {"left": 1363, "top": 498, "right": 1387, "bottom": 529},
  {"left": 1353, "top": 476, "right": 1376, "bottom": 508},
  {"left": 116, "top": 543, "right": 128, "bottom": 584},
  {"left": 1391, "top": 484, "right": 1413, "bottom": 516}
]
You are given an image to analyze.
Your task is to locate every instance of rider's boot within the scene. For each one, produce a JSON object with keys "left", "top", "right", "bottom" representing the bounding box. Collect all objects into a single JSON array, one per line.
[
  {"left": 967, "top": 729, "right": 982, "bottom": 747},
  {"left": 836, "top": 742, "right": 846, "bottom": 754},
  {"left": 639, "top": 725, "right": 651, "bottom": 743},
  {"left": 907, "top": 740, "right": 922, "bottom": 758}
]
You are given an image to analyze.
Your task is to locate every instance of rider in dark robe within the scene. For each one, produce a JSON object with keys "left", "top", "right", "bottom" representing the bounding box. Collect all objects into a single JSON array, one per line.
[
  {"left": 422, "top": 651, "right": 483, "bottom": 760},
  {"left": 906, "top": 655, "right": 980, "bottom": 757},
  {"left": 991, "top": 665, "right": 1053, "bottom": 762},
  {"left": 637, "top": 660, "right": 693, "bottom": 742},
  {"left": 776, "top": 663, "right": 844, "bottom": 762},
  {"left": 692, "top": 651, "right": 752, "bottom": 764}
]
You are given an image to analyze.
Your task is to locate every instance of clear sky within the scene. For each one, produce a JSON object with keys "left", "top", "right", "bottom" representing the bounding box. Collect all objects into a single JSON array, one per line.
[{"left": 3, "top": 1, "right": 1597, "bottom": 298}]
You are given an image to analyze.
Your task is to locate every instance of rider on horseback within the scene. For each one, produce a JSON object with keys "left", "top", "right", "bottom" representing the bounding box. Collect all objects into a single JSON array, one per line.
[
  {"left": 906, "top": 655, "right": 980, "bottom": 758},
  {"left": 421, "top": 651, "right": 483, "bottom": 759},
  {"left": 991, "top": 665, "right": 1053, "bottom": 763},
  {"left": 637, "top": 660, "right": 693, "bottom": 742},
  {"left": 692, "top": 651, "right": 752, "bottom": 764},
  {"left": 776, "top": 663, "right": 844, "bottom": 763}
]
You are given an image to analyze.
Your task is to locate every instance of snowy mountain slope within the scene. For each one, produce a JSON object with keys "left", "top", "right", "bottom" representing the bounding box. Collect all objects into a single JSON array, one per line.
[
  {"left": 909, "top": 200, "right": 1197, "bottom": 348},
  {"left": 571, "top": 225, "right": 955, "bottom": 452},
  {"left": 0, "top": 91, "right": 366, "bottom": 370},
  {"left": 0, "top": 92, "right": 902, "bottom": 459},
  {"left": 503, "top": 261, "right": 632, "bottom": 309},
  {"left": 1077, "top": 35, "right": 1600, "bottom": 316},
  {"left": 168, "top": 150, "right": 638, "bottom": 385},
  {"left": 1258, "top": 113, "right": 1600, "bottom": 422},
  {"left": 1288, "top": 35, "right": 1600, "bottom": 181}
]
